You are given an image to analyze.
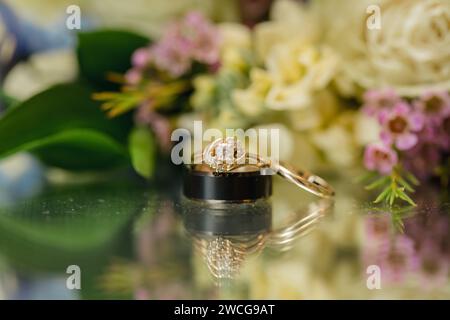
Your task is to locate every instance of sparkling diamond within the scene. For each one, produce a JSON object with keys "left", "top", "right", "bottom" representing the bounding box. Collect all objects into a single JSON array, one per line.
[{"left": 203, "top": 137, "right": 245, "bottom": 171}]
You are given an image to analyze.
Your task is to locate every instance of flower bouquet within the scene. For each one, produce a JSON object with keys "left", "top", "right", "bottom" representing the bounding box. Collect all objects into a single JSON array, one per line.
[{"left": 0, "top": 0, "right": 448, "bottom": 206}]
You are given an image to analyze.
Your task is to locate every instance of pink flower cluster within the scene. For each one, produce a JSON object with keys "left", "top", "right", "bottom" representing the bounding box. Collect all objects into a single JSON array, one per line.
[
  {"left": 125, "top": 11, "right": 221, "bottom": 84},
  {"left": 363, "top": 89, "right": 450, "bottom": 177}
]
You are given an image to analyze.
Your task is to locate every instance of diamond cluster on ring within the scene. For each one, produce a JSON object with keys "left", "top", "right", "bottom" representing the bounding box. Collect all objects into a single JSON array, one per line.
[{"left": 203, "top": 137, "right": 245, "bottom": 172}]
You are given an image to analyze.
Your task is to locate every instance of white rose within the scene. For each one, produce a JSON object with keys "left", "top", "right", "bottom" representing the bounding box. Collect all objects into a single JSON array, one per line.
[{"left": 322, "top": 0, "right": 450, "bottom": 96}]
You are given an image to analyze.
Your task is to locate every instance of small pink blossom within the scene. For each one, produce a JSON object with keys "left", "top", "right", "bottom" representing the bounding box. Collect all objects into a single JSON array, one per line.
[
  {"left": 364, "top": 143, "right": 398, "bottom": 175},
  {"left": 151, "top": 37, "right": 192, "bottom": 77},
  {"left": 379, "top": 102, "right": 424, "bottom": 150},
  {"left": 125, "top": 68, "right": 142, "bottom": 85},
  {"left": 182, "top": 12, "right": 221, "bottom": 65},
  {"left": 153, "top": 11, "right": 220, "bottom": 75},
  {"left": 191, "top": 28, "right": 221, "bottom": 65},
  {"left": 414, "top": 91, "right": 450, "bottom": 124},
  {"left": 132, "top": 47, "right": 151, "bottom": 68},
  {"left": 363, "top": 88, "right": 402, "bottom": 118},
  {"left": 125, "top": 11, "right": 220, "bottom": 78}
]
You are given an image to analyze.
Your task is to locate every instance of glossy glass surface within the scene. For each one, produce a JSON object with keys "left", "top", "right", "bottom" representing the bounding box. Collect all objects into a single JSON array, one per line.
[{"left": 0, "top": 169, "right": 448, "bottom": 299}]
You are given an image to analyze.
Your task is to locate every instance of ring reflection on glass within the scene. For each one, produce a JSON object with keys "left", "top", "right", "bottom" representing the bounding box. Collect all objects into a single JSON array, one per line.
[
  {"left": 190, "top": 137, "right": 335, "bottom": 199},
  {"left": 182, "top": 198, "right": 333, "bottom": 281}
]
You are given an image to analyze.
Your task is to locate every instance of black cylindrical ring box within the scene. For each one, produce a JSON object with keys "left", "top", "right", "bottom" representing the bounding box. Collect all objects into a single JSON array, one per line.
[{"left": 183, "top": 166, "right": 272, "bottom": 202}]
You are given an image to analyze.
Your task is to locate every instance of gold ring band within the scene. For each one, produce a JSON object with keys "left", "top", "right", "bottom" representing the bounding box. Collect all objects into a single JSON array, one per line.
[{"left": 191, "top": 137, "right": 335, "bottom": 199}]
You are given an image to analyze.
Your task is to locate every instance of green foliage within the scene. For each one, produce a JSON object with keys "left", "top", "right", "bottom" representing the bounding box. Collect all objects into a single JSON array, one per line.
[
  {"left": 32, "top": 130, "right": 128, "bottom": 170},
  {"left": 77, "top": 30, "right": 149, "bottom": 88},
  {"left": 129, "top": 126, "right": 156, "bottom": 178},
  {"left": 364, "top": 166, "right": 419, "bottom": 207},
  {"left": 0, "top": 29, "right": 157, "bottom": 175},
  {"left": 0, "top": 83, "right": 131, "bottom": 170}
]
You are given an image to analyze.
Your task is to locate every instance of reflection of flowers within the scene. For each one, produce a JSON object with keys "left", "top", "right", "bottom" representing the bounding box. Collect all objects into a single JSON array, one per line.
[
  {"left": 100, "top": 200, "right": 193, "bottom": 299},
  {"left": 363, "top": 208, "right": 450, "bottom": 289},
  {"left": 378, "top": 235, "right": 418, "bottom": 283},
  {"left": 416, "top": 240, "right": 449, "bottom": 289},
  {"left": 365, "top": 214, "right": 391, "bottom": 242}
]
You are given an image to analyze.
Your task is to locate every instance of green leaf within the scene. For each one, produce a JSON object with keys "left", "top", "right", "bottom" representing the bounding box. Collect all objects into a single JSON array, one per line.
[
  {"left": 391, "top": 212, "right": 405, "bottom": 233},
  {"left": 77, "top": 30, "right": 149, "bottom": 88},
  {"left": 355, "top": 171, "right": 378, "bottom": 184},
  {"left": 398, "top": 176, "right": 415, "bottom": 193},
  {"left": 128, "top": 126, "right": 156, "bottom": 178},
  {"left": 365, "top": 176, "right": 389, "bottom": 190},
  {"left": 374, "top": 186, "right": 391, "bottom": 203},
  {"left": 32, "top": 130, "right": 128, "bottom": 170},
  {"left": 405, "top": 171, "right": 420, "bottom": 186},
  {"left": 388, "top": 188, "right": 396, "bottom": 206},
  {"left": 0, "top": 83, "right": 132, "bottom": 170},
  {"left": 396, "top": 188, "right": 417, "bottom": 207}
]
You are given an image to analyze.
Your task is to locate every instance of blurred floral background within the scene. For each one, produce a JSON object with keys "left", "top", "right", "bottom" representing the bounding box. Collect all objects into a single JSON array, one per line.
[{"left": 0, "top": 0, "right": 448, "bottom": 299}]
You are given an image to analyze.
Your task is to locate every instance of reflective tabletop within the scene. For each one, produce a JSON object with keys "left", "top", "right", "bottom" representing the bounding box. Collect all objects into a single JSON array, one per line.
[{"left": 0, "top": 167, "right": 449, "bottom": 300}]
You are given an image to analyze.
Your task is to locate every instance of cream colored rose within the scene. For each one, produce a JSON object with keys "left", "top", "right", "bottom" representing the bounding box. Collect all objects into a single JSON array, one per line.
[
  {"left": 264, "top": 42, "right": 337, "bottom": 110},
  {"left": 323, "top": 0, "right": 450, "bottom": 96},
  {"left": 218, "top": 23, "right": 253, "bottom": 72},
  {"left": 251, "top": 1, "right": 338, "bottom": 111},
  {"left": 232, "top": 68, "right": 272, "bottom": 117},
  {"left": 254, "top": 0, "right": 321, "bottom": 61}
]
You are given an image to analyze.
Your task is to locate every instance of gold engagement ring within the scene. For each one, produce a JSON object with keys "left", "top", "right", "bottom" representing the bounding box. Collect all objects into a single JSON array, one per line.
[{"left": 195, "top": 137, "right": 335, "bottom": 199}]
